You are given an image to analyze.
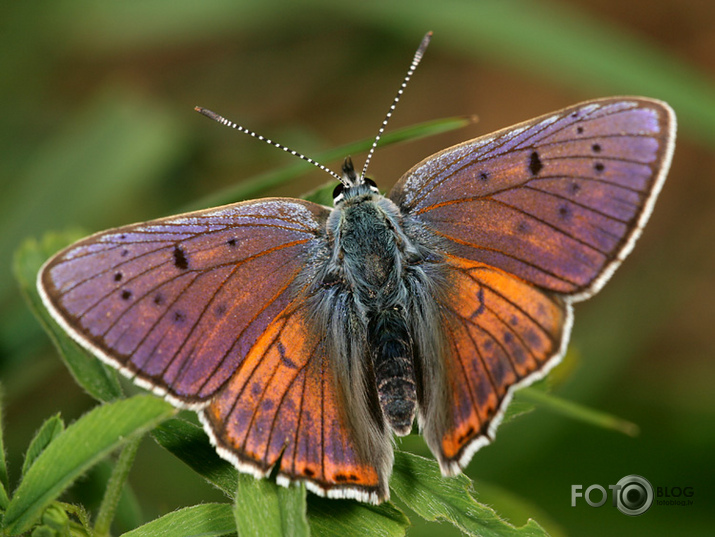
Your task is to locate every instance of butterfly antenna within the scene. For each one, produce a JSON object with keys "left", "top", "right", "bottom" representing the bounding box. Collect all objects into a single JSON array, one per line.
[
  {"left": 360, "top": 31, "right": 432, "bottom": 181},
  {"left": 194, "top": 106, "right": 344, "bottom": 183}
]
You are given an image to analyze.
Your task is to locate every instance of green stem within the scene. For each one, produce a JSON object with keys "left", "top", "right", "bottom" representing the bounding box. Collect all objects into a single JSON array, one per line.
[
  {"left": 519, "top": 387, "right": 640, "bottom": 437},
  {"left": 94, "top": 436, "right": 142, "bottom": 537}
]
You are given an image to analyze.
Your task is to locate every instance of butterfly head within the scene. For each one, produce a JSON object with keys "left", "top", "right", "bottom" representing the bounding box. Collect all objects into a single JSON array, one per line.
[{"left": 332, "top": 157, "right": 379, "bottom": 205}]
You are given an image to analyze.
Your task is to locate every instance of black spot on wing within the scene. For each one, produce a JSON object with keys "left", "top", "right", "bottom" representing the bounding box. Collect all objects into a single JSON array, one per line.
[
  {"left": 457, "top": 425, "right": 476, "bottom": 445},
  {"left": 529, "top": 151, "right": 543, "bottom": 176},
  {"left": 173, "top": 245, "right": 189, "bottom": 270},
  {"left": 516, "top": 221, "right": 530, "bottom": 234},
  {"left": 277, "top": 341, "right": 298, "bottom": 369},
  {"left": 471, "top": 287, "right": 485, "bottom": 318}
]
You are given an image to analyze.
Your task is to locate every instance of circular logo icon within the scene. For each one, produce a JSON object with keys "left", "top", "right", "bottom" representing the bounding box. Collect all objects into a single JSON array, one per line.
[{"left": 615, "top": 475, "right": 653, "bottom": 516}]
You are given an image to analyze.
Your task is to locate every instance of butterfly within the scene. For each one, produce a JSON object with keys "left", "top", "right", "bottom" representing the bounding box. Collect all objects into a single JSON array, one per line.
[{"left": 37, "top": 34, "right": 675, "bottom": 504}]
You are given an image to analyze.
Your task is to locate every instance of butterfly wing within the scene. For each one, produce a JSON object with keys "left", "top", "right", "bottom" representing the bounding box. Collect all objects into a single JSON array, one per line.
[
  {"left": 39, "top": 197, "right": 389, "bottom": 500},
  {"left": 421, "top": 255, "right": 569, "bottom": 473},
  {"left": 39, "top": 198, "right": 327, "bottom": 405},
  {"left": 391, "top": 98, "right": 675, "bottom": 472},
  {"left": 202, "top": 299, "right": 389, "bottom": 502},
  {"left": 391, "top": 97, "right": 675, "bottom": 299}
]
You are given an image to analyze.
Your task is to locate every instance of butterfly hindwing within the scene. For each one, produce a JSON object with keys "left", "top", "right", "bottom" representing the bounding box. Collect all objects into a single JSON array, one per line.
[
  {"left": 422, "top": 255, "right": 568, "bottom": 473},
  {"left": 201, "top": 299, "right": 389, "bottom": 502},
  {"left": 391, "top": 97, "right": 675, "bottom": 299},
  {"left": 38, "top": 198, "right": 329, "bottom": 404}
]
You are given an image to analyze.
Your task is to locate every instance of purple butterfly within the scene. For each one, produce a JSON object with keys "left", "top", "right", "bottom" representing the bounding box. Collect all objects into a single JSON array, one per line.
[{"left": 38, "top": 33, "right": 675, "bottom": 503}]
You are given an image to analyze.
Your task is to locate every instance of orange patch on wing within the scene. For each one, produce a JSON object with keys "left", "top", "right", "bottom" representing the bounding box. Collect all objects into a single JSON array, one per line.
[
  {"left": 438, "top": 255, "right": 566, "bottom": 462},
  {"left": 205, "top": 302, "right": 381, "bottom": 495}
]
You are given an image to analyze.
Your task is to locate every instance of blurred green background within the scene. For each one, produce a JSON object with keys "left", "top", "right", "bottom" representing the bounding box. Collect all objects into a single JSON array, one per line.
[{"left": 2, "top": 1, "right": 714, "bottom": 535}]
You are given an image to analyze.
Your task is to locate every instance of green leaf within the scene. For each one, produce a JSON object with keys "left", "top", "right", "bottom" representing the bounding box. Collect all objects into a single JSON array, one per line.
[
  {"left": 34, "top": 502, "right": 71, "bottom": 536},
  {"left": 152, "top": 418, "right": 238, "bottom": 499},
  {"left": 234, "top": 478, "right": 309, "bottom": 537},
  {"left": 465, "top": 480, "right": 563, "bottom": 537},
  {"left": 153, "top": 418, "right": 310, "bottom": 537},
  {"left": 308, "top": 498, "right": 408, "bottom": 537},
  {"left": 3, "top": 395, "right": 175, "bottom": 536},
  {"left": 120, "top": 503, "right": 237, "bottom": 537},
  {"left": 499, "top": 395, "right": 535, "bottom": 426},
  {"left": 391, "top": 451, "right": 549, "bottom": 536},
  {"left": 22, "top": 413, "right": 65, "bottom": 478},
  {"left": 0, "top": 474, "right": 8, "bottom": 513},
  {"left": 13, "top": 232, "right": 123, "bottom": 403},
  {"left": 517, "top": 387, "right": 639, "bottom": 437},
  {"left": 185, "top": 115, "right": 474, "bottom": 211}
]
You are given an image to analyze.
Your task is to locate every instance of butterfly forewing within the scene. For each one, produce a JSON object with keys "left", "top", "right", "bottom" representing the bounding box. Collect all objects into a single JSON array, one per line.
[
  {"left": 391, "top": 97, "right": 675, "bottom": 298},
  {"left": 39, "top": 198, "right": 329, "bottom": 404}
]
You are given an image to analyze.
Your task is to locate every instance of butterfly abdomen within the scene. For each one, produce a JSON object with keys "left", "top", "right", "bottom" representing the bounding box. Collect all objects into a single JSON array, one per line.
[{"left": 368, "top": 307, "right": 416, "bottom": 436}]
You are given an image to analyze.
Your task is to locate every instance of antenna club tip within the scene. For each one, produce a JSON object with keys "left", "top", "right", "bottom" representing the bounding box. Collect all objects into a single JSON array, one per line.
[
  {"left": 416, "top": 32, "right": 432, "bottom": 56},
  {"left": 195, "top": 107, "right": 223, "bottom": 122}
]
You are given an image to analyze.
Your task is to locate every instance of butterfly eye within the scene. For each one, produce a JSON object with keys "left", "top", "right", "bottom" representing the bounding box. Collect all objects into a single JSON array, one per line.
[
  {"left": 332, "top": 183, "right": 344, "bottom": 202},
  {"left": 364, "top": 177, "right": 379, "bottom": 193}
]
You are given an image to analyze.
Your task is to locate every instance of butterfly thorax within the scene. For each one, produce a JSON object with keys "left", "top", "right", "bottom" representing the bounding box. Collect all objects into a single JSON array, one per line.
[{"left": 325, "top": 188, "right": 418, "bottom": 436}]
